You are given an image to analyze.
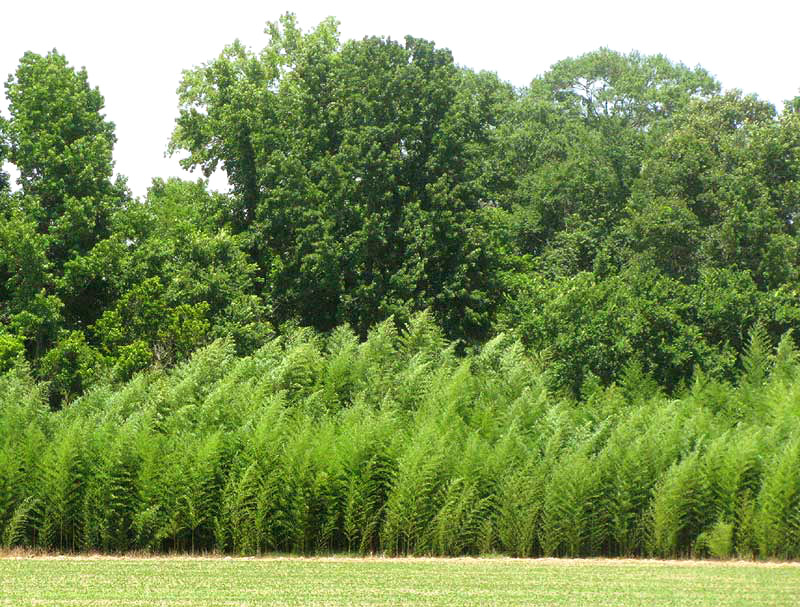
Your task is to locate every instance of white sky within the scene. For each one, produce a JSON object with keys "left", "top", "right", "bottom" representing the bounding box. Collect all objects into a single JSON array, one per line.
[{"left": 2, "top": 0, "right": 799, "bottom": 198}]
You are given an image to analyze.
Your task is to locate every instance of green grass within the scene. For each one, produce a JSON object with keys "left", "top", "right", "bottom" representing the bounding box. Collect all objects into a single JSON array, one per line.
[{"left": 1, "top": 556, "right": 799, "bottom": 606}]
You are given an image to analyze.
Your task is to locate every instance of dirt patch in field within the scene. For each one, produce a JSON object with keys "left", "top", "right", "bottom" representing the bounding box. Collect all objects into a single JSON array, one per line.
[{"left": 1, "top": 549, "right": 797, "bottom": 567}]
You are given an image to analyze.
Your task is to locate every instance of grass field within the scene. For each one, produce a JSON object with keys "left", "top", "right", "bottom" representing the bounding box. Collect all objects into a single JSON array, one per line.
[{"left": 1, "top": 555, "right": 798, "bottom": 606}]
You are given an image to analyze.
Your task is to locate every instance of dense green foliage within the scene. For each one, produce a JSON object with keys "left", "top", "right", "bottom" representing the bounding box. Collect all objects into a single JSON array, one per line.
[
  {"left": 2, "top": 18, "right": 800, "bottom": 402},
  {"left": 2, "top": 22, "right": 799, "bottom": 403},
  {"left": 1, "top": 313, "right": 800, "bottom": 558},
  {"left": 1, "top": 15, "right": 800, "bottom": 559},
  {"left": 170, "top": 16, "right": 508, "bottom": 343}
]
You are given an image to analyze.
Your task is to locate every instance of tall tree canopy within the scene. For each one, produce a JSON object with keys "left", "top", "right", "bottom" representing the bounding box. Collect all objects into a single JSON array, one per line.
[
  {"left": 621, "top": 92, "right": 799, "bottom": 287},
  {"left": 493, "top": 49, "right": 721, "bottom": 267},
  {"left": 171, "top": 15, "right": 510, "bottom": 343},
  {"left": 0, "top": 50, "right": 131, "bottom": 401},
  {"left": 3, "top": 50, "right": 126, "bottom": 263},
  {"left": 1, "top": 19, "right": 799, "bottom": 405}
]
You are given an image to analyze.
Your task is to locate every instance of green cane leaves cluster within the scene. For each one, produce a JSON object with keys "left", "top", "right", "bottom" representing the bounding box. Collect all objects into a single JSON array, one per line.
[{"left": 2, "top": 314, "right": 800, "bottom": 558}]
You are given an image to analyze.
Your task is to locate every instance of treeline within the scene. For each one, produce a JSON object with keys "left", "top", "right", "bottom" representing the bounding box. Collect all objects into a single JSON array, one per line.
[
  {"left": 1, "top": 312, "right": 800, "bottom": 558},
  {"left": 1, "top": 15, "right": 800, "bottom": 406}
]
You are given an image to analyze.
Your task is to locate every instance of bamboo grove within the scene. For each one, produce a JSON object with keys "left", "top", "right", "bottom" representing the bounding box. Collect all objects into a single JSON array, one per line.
[
  {"left": 2, "top": 15, "right": 800, "bottom": 559},
  {"left": 2, "top": 312, "right": 800, "bottom": 558}
]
